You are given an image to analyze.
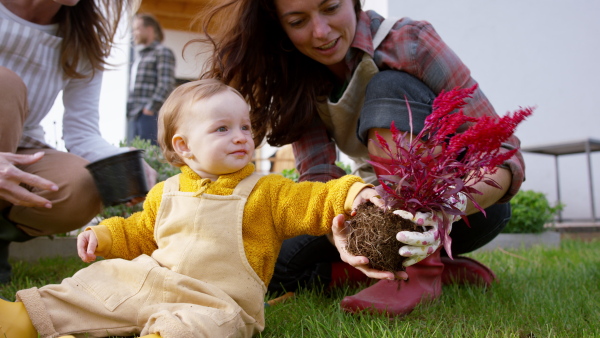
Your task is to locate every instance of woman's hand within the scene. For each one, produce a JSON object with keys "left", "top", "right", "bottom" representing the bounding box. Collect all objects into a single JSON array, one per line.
[
  {"left": 0, "top": 151, "right": 58, "bottom": 208},
  {"left": 77, "top": 230, "right": 99, "bottom": 263},
  {"left": 394, "top": 210, "right": 443, "bottom": 267},
  {"left": 395, "top": 193, "right": 468, "bottom": 266},
  {"left": 331, "top": 214, "right": 408, "bottom": 280}
]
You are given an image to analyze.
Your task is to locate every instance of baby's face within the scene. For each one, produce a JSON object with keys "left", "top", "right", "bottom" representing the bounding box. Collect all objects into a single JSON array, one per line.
[{"left": 175, "top": 90, "right": 254, "bottom": 180}]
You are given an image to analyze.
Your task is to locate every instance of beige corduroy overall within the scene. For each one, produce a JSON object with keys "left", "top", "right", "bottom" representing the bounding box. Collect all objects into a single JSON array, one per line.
[
  {"left": 17, "top": 173, "right": 266, "bottom": 338},
  {"left": 317, "top": 19, "right": 396, "bottom": 184}
]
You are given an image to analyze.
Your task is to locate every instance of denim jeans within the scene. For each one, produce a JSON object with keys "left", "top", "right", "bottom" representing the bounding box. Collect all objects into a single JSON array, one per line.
[
  {"left": 357, "top": 70, "right": 437, "bottom": 145},
  {"left": 128, "top": 113, "right": 159, "bottom": 146},
  {"left": 268, "top": 70, "right": 512, "bottom": 295}
]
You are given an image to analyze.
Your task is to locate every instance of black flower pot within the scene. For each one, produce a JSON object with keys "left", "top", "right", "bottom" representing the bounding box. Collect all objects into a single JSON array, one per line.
[{"left": 86, "top": 150, "right": 149, "bottom": 207}]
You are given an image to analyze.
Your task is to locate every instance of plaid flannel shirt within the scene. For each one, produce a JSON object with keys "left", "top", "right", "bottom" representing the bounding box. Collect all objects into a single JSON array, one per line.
[
  {"left": 127, "top": 41, "right": 176, "bottom": 117},
  {"left": 293, "top": 10, "right": 525, "bottom": 203}
]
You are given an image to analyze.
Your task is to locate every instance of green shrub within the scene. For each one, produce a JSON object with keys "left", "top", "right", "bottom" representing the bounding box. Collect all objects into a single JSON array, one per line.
[
  {"left": 503, "top": 190, "right": 564, "bottom": 233},
  {"left": 96, "top": 138, "right": 180, "bottom": 220},
  {"left": 280, "top": 168, "right": 299, "bottom": 182}
]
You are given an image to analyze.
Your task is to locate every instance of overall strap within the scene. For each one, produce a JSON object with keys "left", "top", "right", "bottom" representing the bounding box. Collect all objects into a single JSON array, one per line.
[
  {"left": 232, "top": 173, "right": 263, "bottom": 199},
  {"left": 163, "top": 174, "right": 181, "bottom": 193}
]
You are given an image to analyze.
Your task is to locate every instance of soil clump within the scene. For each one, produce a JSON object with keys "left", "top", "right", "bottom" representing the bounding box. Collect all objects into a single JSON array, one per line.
[{"left": 346, "top": 202, "right": 424, "bottom": 273}]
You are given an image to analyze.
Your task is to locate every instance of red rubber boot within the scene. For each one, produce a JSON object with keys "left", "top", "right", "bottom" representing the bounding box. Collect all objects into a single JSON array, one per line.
[
  {"left": 441, "top": 256, "right": 496, "bottom": 287},
  {"left": 329, "top": 261, "right": 371, "bottom": 289},
  {"left": 340, "top": 249, "right": 443, "bottom": 316}
]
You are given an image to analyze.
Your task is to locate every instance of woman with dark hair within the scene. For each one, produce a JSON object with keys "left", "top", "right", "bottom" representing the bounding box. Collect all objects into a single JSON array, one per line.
[
  {"left": 0, "top": 0, "right": 156, "bottom": 284},
  {"left": 193, "top": 0, "right": 525, "bottom": 316}
]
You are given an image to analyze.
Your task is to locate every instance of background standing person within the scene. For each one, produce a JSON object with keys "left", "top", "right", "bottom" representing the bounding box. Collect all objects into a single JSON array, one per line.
[
  {"left": 127, "top": 13, "right": 176, "bottom": 146},
  {"left": 0, "top": 0, "right": 156, "bottom": 285},
  {"left": 192, "top": 0, "right": 525, "bottom": 316}
]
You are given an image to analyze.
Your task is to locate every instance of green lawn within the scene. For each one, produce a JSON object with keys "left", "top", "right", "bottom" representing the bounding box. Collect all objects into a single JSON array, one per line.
[{"left": 2, "top": 239, "right": 599, "bottom": 337}]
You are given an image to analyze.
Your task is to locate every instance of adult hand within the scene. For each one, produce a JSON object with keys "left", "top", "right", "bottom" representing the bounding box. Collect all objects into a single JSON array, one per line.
[
  {"left": 395, "top": 193, "right": 468, "bottom": 267},
  {"left": 331, "top": 214, "right": 408, "bottom": 281},
  {"left": 0, "top": 151, "right": 58, "bottom": 208},
  {"left": 77, "top": 230, "right": 98, "bottom": 263},
  {"left": 142, "top": 108, "right": 154, "bottom": 116}
]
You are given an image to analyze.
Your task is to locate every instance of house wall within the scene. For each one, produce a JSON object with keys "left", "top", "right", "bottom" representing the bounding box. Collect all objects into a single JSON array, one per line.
[{"left": 162, "top": 29, "right": 208, "bottom": 81}]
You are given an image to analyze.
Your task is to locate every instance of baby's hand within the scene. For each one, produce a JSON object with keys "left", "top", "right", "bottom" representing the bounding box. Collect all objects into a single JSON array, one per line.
[
  {"left": 351, "top": 187, "right": 383, "bottom": 216},
  {"left": 77, "top": 230, "right": 98, "bottom": 263}
]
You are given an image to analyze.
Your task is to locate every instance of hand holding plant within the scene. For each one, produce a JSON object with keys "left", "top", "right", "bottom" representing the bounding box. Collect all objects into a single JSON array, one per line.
[
  {"left": 395, "top": 192, "right": 467, "bottom": 266},
  {"left": 346, "top": 85, "right": 533, "bottom": 272}
]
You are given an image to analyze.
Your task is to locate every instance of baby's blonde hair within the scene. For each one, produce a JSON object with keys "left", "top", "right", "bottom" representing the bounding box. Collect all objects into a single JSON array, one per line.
[{"left": 158, "top": 79, "right": 245, "bottom": 167}]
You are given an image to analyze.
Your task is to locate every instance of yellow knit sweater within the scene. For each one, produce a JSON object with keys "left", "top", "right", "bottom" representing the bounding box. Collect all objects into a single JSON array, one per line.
[{"left": 93, "top": 164, "right": 368, "bottom": 285}]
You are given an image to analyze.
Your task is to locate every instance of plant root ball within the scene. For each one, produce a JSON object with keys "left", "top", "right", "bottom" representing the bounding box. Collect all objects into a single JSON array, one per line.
[{"left": 346, "top": 202, "right": 423, "bottom": 273}]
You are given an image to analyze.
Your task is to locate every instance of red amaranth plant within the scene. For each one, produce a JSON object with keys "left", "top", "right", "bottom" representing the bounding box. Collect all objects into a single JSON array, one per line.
[{"left": 369, "top": 85, "right": 533, "bottom": 258}]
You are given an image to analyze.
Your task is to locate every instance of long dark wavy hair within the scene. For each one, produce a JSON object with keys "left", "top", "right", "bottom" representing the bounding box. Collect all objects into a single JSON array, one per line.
[
  {"left": 190, "top": 0, "right": 362, "bottom": 147},
  {"left": 54, "top": 0, "right": 138, "bottom": 79}
]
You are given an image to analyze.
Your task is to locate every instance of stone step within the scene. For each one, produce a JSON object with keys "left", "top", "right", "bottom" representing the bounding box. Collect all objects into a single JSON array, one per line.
[
  {"left": 9, "top": 236, "right": 78, "bottom": 262},
  {"left": 475, "top": 231, "right": 561, "bottom": 252},
  {"left": 550, "top": 221, "right": 600, "bottom": 232}
]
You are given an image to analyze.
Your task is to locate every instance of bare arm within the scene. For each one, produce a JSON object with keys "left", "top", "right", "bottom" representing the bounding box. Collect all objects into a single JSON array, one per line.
[{"left": 465, "top": 167, "right": 512, "bottom": 215}]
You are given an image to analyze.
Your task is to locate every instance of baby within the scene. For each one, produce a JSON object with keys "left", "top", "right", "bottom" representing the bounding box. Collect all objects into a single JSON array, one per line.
[{"left": 0, "top": 79, "right": 385, "bottom": 338}]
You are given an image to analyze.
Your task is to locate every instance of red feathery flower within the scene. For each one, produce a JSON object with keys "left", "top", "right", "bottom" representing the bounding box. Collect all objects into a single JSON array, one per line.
[{"left": 368, "top": 85, "right": 533, "bottom": 258}]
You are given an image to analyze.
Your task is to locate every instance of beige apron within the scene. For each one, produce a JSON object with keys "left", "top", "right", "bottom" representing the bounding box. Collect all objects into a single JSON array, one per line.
[
  {"left": 18, "top": 173, "right": 266, "bottom": 338},
  {"left": 317, "top": 19, "right": 397, "bottom": 184}
]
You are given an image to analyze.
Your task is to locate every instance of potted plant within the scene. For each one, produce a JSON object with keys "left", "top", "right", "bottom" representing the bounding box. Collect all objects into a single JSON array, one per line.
[{"left": 346, "top": 85, "right": 533, "bottom": 272}]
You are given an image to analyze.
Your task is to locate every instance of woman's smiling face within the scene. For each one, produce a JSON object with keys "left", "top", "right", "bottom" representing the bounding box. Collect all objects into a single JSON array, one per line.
[{"left": 275, "top": 0, "right": 357, "bottom": 69}]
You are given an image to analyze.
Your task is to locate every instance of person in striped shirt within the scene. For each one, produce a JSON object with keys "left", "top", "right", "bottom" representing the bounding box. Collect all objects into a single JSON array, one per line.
[{"left": 0, "top": 0, "right": 156, "bottom": 285}]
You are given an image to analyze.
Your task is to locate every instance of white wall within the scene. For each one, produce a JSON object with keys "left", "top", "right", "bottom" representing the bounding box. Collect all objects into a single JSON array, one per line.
[
  {"left": 163, "top": 29, "right": 208, "bottom": 80},
  {"left": 365, "top": 0, "right": 600, "bottom": 221}
]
